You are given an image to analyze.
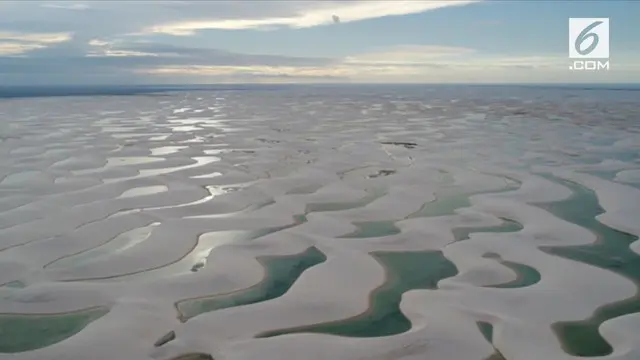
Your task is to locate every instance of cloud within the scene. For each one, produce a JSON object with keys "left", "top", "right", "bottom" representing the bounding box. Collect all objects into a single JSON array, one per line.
[
  {"left": 41, "top": 2, "right": 90, "bottom": 10},
  {"left": 0, "top": 31, "right": 71, "bottom": 43},
  {"left": 0, "top": 31, "right": 72, "bottom": 55},
  {"left": 0, "top": 1, "right": 482, "bottom": 58},
  {"left": 5, "top": 1, "right": 477, "bottom": 39},
  {"left": 86, "top": 39, "right": 160, "bottom": 57},
  {"left": 144, "top": 0, "right": 480, "bottom": 34},
  {"left": 132, "top": 45, "right": 475, "bottom": 80},
  {"left": 0, "top": 42, "right": 46, "bottom": 56},
  {"left": 140, "top": 65, "right": 347, "bottom": 83},
  {"left": 1, "top": 0, "right": 636, "bottom": 85},
  {"left": 81, "top": 40, "right": 334, "bottom": 66},
  {"left": 0, "top": 38, "right": 337, "bottom": 84},
  {"left": 132, "top": 44, "right": 639, "bottom": 84}
]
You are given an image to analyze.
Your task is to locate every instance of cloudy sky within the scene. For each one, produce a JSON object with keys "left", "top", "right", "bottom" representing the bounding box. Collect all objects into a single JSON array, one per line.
[{"left": 0, "top": 0, "right": 638, "bottom": 85}]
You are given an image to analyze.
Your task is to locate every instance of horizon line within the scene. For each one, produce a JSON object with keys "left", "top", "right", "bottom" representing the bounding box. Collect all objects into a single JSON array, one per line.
[{"left": 1, "top": 82, "right": 639, "bottom": 88}]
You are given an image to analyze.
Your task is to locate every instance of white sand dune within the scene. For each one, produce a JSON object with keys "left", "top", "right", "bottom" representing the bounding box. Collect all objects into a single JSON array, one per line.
[
  {"left": 1, "top": 87, "right": 639, "bottom": 360},
  {"left": 553, "top": 170, "right": 640, "bottom": 254},
  {"left": 615, "top": 169, "right": 640, "bottom": 185}
]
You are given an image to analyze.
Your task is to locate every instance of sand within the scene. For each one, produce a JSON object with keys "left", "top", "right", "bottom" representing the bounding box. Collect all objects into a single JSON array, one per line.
[{"left": 1, "top": 86, "right": 639, "bottom": 360}]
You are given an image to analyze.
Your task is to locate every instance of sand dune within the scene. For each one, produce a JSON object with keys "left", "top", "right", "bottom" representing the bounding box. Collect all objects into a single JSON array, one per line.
[{"left": 1, "top": 87, "right": 639, "bottom": 360}]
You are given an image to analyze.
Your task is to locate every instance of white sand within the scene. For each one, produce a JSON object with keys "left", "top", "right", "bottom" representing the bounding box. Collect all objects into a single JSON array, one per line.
[{"left": 1, "top": 89, "right": 639, "bottom": 360}]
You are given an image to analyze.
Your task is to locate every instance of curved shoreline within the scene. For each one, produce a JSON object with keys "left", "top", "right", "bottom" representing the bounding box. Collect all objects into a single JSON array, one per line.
[
  {"left": 0, "top": 306, "right": 109, "bottom": 353},
  {"left": 534, "top": 174, "right": 640, "bottom": 357},
  {"left": 256, "top": 249, "right": 458, "bottom": 339},
  {"left": 174, "top": 246, "right": 326, "bottom": 322},
  {"left": 1, "top": 89, "right": 639, "bottom": 360}
]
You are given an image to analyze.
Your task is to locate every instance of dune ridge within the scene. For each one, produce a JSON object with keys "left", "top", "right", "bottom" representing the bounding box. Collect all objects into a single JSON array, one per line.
[{"left": 0, "top": 87, "right": 639, "bottom": 360}]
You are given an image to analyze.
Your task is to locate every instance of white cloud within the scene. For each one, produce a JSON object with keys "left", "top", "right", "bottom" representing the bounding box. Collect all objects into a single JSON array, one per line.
[
  {"left": 88, "top": 39, "right": 110, "bottom": 47},
  {"left": 0, "top": 31, "right": 72, "bottom": 55},
  {"left": 0, "top": 31, "right": 72, "bottom": 43},
  {"left": 145, "top": 0, "right": 481, "bottom": 34},
  {"left": 0, "top": 42, "right": 46, "bottom": 56},
  {"left": 2, "top": 1, "right": 636, "bottom": 84},
  {"left": 136, "top": 45, "right": 640, "bottom": 83},
  {"left": 141, "top": 65, "right": 343, "bottom": 77},
  {"left": 41, "top": 2, "right": 89, "bottom": 10}
]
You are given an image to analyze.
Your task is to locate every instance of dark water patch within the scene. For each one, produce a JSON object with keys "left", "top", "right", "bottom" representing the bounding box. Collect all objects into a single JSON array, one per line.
[
  {"left": 453, "top": 218, "right": 523, "bottom": 241},
  {"left": 305, "top": 188, "right": 385, "bottom": 213},
  {"left": 190, "top": 262, "right": 205, "bottom": 272},
  {"left": 486, "top": 261, "right": 541, "bottom": 289},
  {"left": 536, "top": 174, "right": 640, "bottom": 357},
  {"left": 485, "top": 351, "right": 507, "bottom": 360},
  {"left": 339, "top": 221, "right": 401, "bottom": 239},
  {"left": 256, "top": 138, "right": 280, "bottom": 144},
  {"left": 220, "top": 186, "right": 245, "bottom": 193},
  {"left": 258, "top": 250, "right": 458, "bottom": 338},
  {"left": 1, "top": 281, "right": 26, "bottom": 289},
  {"left": 168, "top": 353, "right": 214, "bottom": 360},
  {"left": 477, "top": 321, "right": 494, "bottom": 342},
  {"left": 403, "top": 173, "right": 522, "bottom": 219},
  {"left": 604, "top": 150, "right": 638, "bottom": 163},
  {"left": 286, "top": 184, "right": 323, "bottom": 195},
  {"left": 0, "top": 307, "right": 108, "bottom": 353},
  {"left": 291, "top": 214, "right": 308, "bottom": 225},
  {"left": 583, "top": 170, "right": 621, "bottom": 181},
  {"left": 380, "top": 141, "right": 417, "bottom": 149},
  {"left": 407, "top": 193, "right": 471, "bottom": 218},
  {"left": 477, "top": 322, "right": 508, "bottom": 360},
  {"left": 177, "top": 246, "right": 326, "bottom": 322},
  {"left": 154, "top": 330, "right": 176, "bottom": 347},
  {"left": 368, "top": 169, "right": 396, "bottom": 178}
]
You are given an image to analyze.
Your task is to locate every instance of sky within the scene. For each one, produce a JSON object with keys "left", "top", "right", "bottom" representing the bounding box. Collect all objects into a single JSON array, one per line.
[{"left": 0, "top": 0, "right": 638, "bottom": 85}]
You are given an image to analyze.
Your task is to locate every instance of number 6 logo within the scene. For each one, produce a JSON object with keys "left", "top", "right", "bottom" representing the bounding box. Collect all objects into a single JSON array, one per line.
[
  {"left": 575, "top": 21, "right": 603, "bottom": 56},
  {"left": 569, "top": 18, "right": 609, "bottom": 59}
]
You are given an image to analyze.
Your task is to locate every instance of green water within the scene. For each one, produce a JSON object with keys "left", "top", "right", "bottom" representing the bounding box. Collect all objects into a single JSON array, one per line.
[
  {"left": 286, "top": 184, "right": 323, "bottom": 195},
  {"left": 453, "top": 219, "right": 523, "bottom": 242},
  {"left": 407, "top": 173, "right": 521, "bottom": 220},
  {"left": 337, "top": 182, "right": 521, "bottom": 239},
  {"left": 168, "top": 353, "right": 213, "bottom": 360},
  {"left": 487, "top": 261, "right": 541, "bottom": 289},
  {"left": 258, "top": 250, "right": 458, "bottom": 338},
  {"left": 584, "top": 170, "right": 621, "bottom": 181},
  {"left": 305, "top": 188, "right": 385, "bottom": 213},
  {"left": 304, "top": 187, "right": 399, "bottom": 239},
  {"left": 177, "top": 246, "right": 326, "bottom": 321},
  {"left": 0, "top": 307, "right": 108, "bottom": 353},
  {"left": 259, "top": 178, "right": 526, "bottom": 339},
  {"left": 485, "top": 352, "right": 507, "bottom": 360},
  {"left": 538, "top": 174, "right": 640, "bottom": 357},
  {"left": 244, "top": 214, "right": 309, "bottom": 240},
  {"left": 477, "top": 322, "right": 508, "bottom": 360},
  {"left": 407, "top": 193, "right": 471, "bottom": 218},
  {"left": 1, "top": 281, "right": 25, "bottom": 289},
  {"left": 478, "top": 321, "right": 494, "bottom": 342}
]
